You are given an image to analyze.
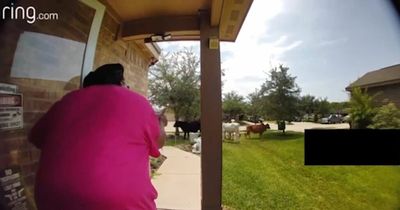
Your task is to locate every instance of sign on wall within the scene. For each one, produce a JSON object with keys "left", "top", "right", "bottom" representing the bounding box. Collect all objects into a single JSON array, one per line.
[
  {"left": 0, "top": 93, "right": 23, "bottom": 130},
  {"left": 0, "top": 167, "right": 28, "bottom": 210},
  {"left": 0, "top": 83, "right": 17, "bottom": 94}
]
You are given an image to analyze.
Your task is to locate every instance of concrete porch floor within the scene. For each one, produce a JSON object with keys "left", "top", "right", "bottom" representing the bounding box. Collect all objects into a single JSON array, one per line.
[{"left": 152, "top": 146, "right": 201, "bottom": 210}]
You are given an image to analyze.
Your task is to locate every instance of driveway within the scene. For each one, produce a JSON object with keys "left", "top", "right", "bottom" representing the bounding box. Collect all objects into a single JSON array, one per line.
[
  {"left": 240, "top": 121, "right": 349, "bottom": 133},
  {"left": 165, "top": 121, "right": 177, "bottom": 133},
  {"left": 165, "top": 121, "right": 350, "bottom": 134},
  {"left": 257, "top": 121, "right": 349, "bottom": 133}
]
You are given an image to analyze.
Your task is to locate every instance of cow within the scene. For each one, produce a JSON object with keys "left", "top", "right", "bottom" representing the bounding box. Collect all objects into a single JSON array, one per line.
[
  {"left": 245, "top": 121, "right": 270, "bottom": 139},
  {"left": 173, "top": 120, "right": 201, "bottom": 139},
  {"left": 192, "top": 136, "right": 201, "bottom": 154},
  {"left": 222, "top": 119, "right": 240, "bottom": 141}
]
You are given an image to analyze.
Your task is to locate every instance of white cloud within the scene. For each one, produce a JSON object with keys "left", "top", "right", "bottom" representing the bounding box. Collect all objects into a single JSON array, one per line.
[
  {"left": 221, "top": 0, "right": 303, "bottom": 97},
  {"left": 158, "top": 0, "right": 303, "bottom": 98},
  {"left": 318, "top": 37, "right": 348, "bottom": 47},
  {"left": 158, "top": 41, "right": 199, "bottom": 54}
]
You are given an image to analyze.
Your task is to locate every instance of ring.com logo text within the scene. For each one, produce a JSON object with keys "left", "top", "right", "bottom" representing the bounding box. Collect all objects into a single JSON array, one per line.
[{"left": 2, "top": 3, "right": 58, "bottom": 24}]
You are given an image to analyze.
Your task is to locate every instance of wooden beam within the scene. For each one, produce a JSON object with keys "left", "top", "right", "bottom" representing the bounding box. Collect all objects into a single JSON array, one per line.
[
  {"left": 121, "top": 34, "right": 201, "bottom": 41},
  {"left": 199, "top": 10, "right": 223, "bottom": 210},
  {"left": 97, "top": 0, "right": 123, "bottom": 24},
  {"left": 121, "top": 15, "right": 200, "bottom": 39},
  {"left": 219, "top": 0, "right": 253, "bottom": 41},
  {"left": 211, "top": 0, "right": 223, "bottom": 26}
]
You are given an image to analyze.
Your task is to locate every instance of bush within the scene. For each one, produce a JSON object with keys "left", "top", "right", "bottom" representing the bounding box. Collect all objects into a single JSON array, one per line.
[
  {"left": 349, "top": 87, "right": 376, "bottom": 129},
  {"left": 369, "top": 103, "right": 400, "bottom": 129}
]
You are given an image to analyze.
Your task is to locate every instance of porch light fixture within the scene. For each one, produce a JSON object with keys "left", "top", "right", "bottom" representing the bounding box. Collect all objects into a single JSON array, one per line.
[
  {"left": 162, "top": 34, "right": 172, "bottom": 40},
  {"left": 144, "top": 33, "right": 172, "bottom": 43}
]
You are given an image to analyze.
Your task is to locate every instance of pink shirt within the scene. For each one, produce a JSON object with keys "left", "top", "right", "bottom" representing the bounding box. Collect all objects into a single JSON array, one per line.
[{"left": 29, "top": 85, "right": 160, "bottom": 210}]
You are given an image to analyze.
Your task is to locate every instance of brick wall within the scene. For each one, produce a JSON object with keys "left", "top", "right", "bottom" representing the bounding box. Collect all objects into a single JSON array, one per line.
[
  {"left": 0, "top": 1, "right": 153, "bottom": 209},
  {"left": 93, "top": 12, "right": 152, "bottom": 95},
  {"left": 0, "top": 1, "right": 94, "bottom": 208}
]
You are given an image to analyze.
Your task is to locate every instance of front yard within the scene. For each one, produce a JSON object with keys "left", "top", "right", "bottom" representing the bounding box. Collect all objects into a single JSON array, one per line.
[{"left": 222, "top": 131, "right": 400, "bottom": 209}]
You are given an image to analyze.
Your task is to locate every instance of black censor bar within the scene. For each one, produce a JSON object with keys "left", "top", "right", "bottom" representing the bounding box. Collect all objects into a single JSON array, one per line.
[{"left": 305, "top": 129, "right": 400, "bottom": 165}]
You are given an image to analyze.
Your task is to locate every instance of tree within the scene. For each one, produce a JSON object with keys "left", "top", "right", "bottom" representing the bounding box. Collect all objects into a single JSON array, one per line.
[
  {"left": 330, "top": 101, "right": 350, "bottom": 115},
  {"left": 148, "top": 48, "right": 200, "bottom": 125},
  {"left": 298, "top": 95, "right": 317, "bottom": 115},
  {"left": 348, "top": 87, "right": 376, "bottom": 129},
  {"left": 246, "top": 89, "right": 265, "bottom": 122},
  {"left": 314, "top": 97, "right": 331, "bottom": 122},
  {"left": 297, "top": 95, "right": 317, "bottom": 121},
  {"left": 369, "top": 103, "right": 400, "bottom": 129},
  {"left": 260, "top": 65, "right": 300, "bottom": 132},
  {"left": 222, "top": 91, "right": 246, "bottom": 121}
]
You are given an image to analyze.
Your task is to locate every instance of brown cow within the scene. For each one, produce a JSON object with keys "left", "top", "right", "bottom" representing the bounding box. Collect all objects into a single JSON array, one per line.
[{"left": 245, "top": 121, "right": 270, "bottom": 138}]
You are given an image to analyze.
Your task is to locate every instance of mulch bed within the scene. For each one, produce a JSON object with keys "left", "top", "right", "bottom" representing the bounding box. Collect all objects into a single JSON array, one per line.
[
  {"left": 174, "top": 144, "right": 193, "bottom": 153},
  {"left": 175, "top": 143, "right": 202, "bottom": 156}
]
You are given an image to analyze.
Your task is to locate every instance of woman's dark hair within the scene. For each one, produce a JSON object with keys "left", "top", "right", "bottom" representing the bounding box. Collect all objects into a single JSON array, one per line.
[{"left": 83, "top": 63, "right": 124, "bottom": 88}]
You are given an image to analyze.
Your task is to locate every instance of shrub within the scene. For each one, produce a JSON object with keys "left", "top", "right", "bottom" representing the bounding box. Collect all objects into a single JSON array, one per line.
[
  {"left": 349, "top": 87, "right": 376, "bottom": 129},
  {"left": 369, "top": 103, "right": 400, "bottom": 129}
]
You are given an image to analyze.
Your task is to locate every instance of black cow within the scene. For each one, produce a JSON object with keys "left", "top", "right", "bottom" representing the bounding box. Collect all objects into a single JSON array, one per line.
[{"left": 173, "top": 120, "right": 201, "bottom": 139}]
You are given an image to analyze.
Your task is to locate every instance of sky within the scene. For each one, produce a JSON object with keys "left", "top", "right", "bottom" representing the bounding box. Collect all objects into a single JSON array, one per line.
[{"left": 158, "top": 0, "right": 400, "bottom": 102}]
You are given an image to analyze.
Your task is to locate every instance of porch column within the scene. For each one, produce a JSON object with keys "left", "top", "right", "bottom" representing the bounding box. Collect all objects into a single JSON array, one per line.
[{"left": 199, "top": 10, "right": 222, "bottom": 210}]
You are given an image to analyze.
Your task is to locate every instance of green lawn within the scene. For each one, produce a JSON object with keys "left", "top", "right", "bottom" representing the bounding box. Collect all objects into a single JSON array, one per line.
[
  {"left": 165, "top": 136, "right": 188, "bottom": 146},
  {"left": 222, "top": 131, "right": 400, "bottom": 210}
]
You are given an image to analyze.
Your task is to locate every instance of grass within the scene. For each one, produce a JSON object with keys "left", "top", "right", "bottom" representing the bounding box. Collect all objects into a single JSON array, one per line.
[
  {"left": 165, "top": 135, "right": 190, "bottom": 146},
  {"left": 222, "top": 131, "right": 400, "bottom": 210}
]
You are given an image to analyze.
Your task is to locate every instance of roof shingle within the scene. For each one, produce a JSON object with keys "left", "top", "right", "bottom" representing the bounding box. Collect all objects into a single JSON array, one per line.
[{"left": 346, "top": 64, "right": 400, "bottom": 90}]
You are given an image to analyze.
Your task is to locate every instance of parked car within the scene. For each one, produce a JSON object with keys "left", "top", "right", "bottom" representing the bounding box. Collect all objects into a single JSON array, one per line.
[
  {"left": 247, "top": 116, "right": 264, "bottom": 123},
  {"left": 302, "top": 114, "right": 315, "bottom": 122},
  {"left": 320, "top": 114, "right": 343, "bottom": 124},
  {"left": 293, "top": 116, "right": 302, "bottom": 122},
  {"left": 342, "top": 114, "right": 351, "bottom": 123}
]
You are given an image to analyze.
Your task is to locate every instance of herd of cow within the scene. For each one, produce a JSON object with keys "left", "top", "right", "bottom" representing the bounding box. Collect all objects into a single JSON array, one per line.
[{"left": 173, "top": 120, "right": 270, "bottom": 141}]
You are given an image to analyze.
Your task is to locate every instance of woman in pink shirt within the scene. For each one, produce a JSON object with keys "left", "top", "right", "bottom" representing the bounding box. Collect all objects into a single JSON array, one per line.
[{"left": 29, "top": 63, "right": 166, "bottom": 210}]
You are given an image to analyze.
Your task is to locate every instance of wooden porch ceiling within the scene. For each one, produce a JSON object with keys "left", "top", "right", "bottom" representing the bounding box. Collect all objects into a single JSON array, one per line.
[{"left": 104, "top": 0, "right": 253, "bottom": 42}]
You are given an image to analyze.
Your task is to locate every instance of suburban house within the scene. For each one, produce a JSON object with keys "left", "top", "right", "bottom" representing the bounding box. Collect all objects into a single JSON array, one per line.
[
  {"left": 345, "top": 64, "right": 400, "bottom": 107},
  {"left": 0, "top": 0, "right": 253, "bottom": 209}
]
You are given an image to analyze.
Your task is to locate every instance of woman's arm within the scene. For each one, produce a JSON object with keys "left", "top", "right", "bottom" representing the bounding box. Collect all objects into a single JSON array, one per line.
[{"left": 157, "top": 113, "right": 168, "bottom": 148}]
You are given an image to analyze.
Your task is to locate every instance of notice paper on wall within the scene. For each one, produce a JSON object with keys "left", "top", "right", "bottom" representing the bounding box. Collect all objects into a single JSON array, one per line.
[
  {"left": 0, "top": 167, "right": 28, "bottom": 210},
  {"left": 0, "top": 83, "right": 17, "bottom": 94},
  {"left": 0, "top": 93, "right": 23, "bottom": 131}
]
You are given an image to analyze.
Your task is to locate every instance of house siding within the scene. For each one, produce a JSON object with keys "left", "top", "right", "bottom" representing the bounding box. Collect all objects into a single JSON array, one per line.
[{"left": 364, "top": 83, "right": 400, "bottom": 107}]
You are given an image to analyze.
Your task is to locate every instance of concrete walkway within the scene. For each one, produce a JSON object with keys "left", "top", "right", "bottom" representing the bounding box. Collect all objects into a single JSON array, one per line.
[{"left": 152, "top": 146, "right": 201, "bottom": 210}]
